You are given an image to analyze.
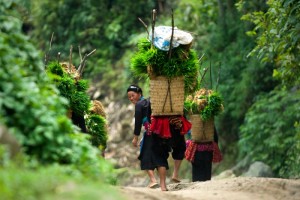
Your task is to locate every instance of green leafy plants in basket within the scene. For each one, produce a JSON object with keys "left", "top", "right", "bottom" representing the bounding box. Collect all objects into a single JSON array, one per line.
[
  {"left": 184, "top": 88, "right": 224, "bottom": 121},
  {"left": 130, "top": 38, "right": 200, "bottom": 95},
  {"left": 46, "top": 61, "right": 90, "bottom": 116}
]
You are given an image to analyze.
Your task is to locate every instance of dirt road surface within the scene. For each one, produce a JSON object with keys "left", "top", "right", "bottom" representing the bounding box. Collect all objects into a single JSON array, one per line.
[{"left": 119, "top": 177, "right": 300, "bottom": 200}]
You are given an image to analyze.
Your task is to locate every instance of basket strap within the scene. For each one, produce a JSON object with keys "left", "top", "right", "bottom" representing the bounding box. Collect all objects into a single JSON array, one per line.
[
  {"left": 162, "top": 78, "right": 173, "bottom": 112},
  {"left": 201, "top": 120, "right": 207, "bottom": 139}
]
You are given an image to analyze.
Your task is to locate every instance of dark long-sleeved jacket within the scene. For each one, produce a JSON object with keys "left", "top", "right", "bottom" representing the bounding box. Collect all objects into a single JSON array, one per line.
[{"left": 133, "top": 98, "right": 151, "bottom": 136}]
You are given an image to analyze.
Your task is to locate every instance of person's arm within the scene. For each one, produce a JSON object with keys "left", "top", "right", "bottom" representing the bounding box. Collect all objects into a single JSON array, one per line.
[
  {"left": 132, "top": 102, "right": 143, "bottom": 147},
  {"left": 134, "top": 103, "right": 143, "bottom": 136}
]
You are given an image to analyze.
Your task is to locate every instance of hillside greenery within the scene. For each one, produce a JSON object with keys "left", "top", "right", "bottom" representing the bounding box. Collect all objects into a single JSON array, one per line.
[{"left": 0, "top": 2, "right": 118, "bottom": 199}]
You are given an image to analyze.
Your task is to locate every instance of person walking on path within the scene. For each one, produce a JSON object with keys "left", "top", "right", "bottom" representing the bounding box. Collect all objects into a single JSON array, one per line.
[
  {"left": 127, "top": 84, "right": 159, "bottom": 189},
  {"left": 128, "top": 84, "right": 192, "bottom": 190},
  {"left": 185, "top": 127, "right": 222, "bottom": 182},
  {"left": 150, "top": 114, "right": 191, "bottom": 188}
]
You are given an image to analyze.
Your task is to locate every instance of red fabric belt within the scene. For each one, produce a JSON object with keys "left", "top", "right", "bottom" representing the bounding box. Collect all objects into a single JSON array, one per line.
[{"left": 150, "top": 116, "right": 192, "bottom": 138}]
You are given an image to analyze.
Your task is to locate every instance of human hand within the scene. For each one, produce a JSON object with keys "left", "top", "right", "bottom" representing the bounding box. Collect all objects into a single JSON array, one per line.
[
  {"left": 132, "top": 136, "right": 138, "bottom": 147},
  {"left": 169, "top": 116, "right": 182, "bottom": 129}
]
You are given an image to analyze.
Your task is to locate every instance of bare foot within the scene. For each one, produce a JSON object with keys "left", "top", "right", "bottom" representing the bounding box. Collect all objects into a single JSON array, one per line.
[
  {"left": 171, "top": 177, "right": 181, "bottom": 183},
  {"left": 147, "top": 182, "right": 159, "bottom": 188}
]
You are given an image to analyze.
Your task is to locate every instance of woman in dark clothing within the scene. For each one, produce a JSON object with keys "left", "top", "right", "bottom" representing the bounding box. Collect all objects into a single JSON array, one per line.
[
  {"left": 185, "top": 127, "right": 222, "bottom": 182},
  {"left": 127, "top": 84, "right": 169, "bottom": 190},
  {"left": 150, "top": 114, "right": 192, "bottom": 186}
]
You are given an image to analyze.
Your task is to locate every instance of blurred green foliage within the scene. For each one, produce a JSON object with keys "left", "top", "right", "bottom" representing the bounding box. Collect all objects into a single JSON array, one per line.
[
  {"left": 27, "top": 0, "right": 161, "bottom": 98},
  {"left": 0, "top": 0, "right": 115, "bottom": 186},
  {"left": 239, "top": 88, "right": 300, "bottom": 177},
  {"left": 237, "top": 0, "right": 300, "bottom": 178},
  {"left": 0, "top": 152, "right": 123, "bottom": 200},
  {"left": 240, "top": 0, "right": 300, "bottom": 87},
  {"left": 46, "top": 61, "right": 108, "bottom": 153},
  {"left": 85, "top": 114, "right": 108, "bottom": 150}
]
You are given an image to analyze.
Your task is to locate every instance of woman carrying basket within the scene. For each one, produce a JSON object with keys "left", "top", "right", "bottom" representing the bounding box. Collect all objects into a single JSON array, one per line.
[
  {"left": 127, "top": 84, "right": 169, "bottom": 191},
  {"left": 185, "top": 126, "right": 222, "bottom": 182}
]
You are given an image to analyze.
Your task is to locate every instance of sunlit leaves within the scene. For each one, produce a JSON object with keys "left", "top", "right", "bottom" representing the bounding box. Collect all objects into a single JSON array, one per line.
[{"left": 241, "top": 0, "right": 300, "bottom": 87}]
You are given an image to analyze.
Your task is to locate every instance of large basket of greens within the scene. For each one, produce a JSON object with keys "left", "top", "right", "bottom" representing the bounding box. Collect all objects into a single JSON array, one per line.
[{"left": 130, "top": 26, "right": 201, "bottom": 115}]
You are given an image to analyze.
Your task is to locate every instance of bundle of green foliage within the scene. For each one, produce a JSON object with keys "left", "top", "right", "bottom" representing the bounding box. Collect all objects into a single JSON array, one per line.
[
  {"left": 87, "top": 100, "right": 108, "bottom": 150},
  {"left": 85, "top": 114, "right": 107, "bottom": 150},
  {"left": 184, "top": 88, "right": 223, "bottom": 121},
  {"left": 46, "top": 62, "right": 108, "bottom": 151},
  {"left": 46, "top": 62, "right": 90, "bottom": 116},
  {"left": 130, "top": 38, "right": 200, "bottom": 95}
]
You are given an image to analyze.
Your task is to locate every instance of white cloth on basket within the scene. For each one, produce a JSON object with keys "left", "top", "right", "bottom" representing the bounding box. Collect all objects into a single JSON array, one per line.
[{"left": 149, "top": 26, "right": 193, "bottom": 51}]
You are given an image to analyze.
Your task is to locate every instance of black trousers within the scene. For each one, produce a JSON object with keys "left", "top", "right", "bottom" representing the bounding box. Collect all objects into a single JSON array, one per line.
[
  {"left": 169, "top": 125, "right": 186, "bottom": 160},
  {"left": 192, "top": 151, "right": 213, "bottom": 182}
]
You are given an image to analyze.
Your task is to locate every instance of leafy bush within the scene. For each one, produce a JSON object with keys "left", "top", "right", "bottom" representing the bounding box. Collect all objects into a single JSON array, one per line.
[
  {"left": 0, "top": 160, "right": 121, "bottom": 200},
  {"left": 0, "top": 2, "right": 113, "bottom": 183},
  {"left": 280, "top": 123, "right": 300, "bottom": 178},
  {"left": 240, "top": 0, "right": 300, "bottom": 87},
  {"left": 239, "top": 88, "right": 300, "bottom": 178}
]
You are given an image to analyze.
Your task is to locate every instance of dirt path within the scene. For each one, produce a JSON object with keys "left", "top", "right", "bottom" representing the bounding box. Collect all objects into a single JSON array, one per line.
[{"left": 118, "top": 177, "right": 300, "bottom": 200}]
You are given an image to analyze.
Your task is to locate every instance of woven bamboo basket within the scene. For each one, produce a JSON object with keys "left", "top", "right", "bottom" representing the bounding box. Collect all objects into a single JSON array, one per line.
[
  {"left": 150, "top": 76, "right": 184, "bottom": 116},
  {"left": 191, "top": 115, "right": 214, "bottom": 142}
]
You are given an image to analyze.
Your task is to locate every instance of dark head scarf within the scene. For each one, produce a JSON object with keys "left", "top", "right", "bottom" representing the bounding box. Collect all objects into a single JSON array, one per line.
[{"left": 127, "top": 84, "right": 143, "bottom": 95}]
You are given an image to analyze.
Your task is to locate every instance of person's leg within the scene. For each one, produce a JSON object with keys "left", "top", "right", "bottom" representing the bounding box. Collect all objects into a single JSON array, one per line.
[
  {"left": 146, "top": 170, "right": 158, "bottom": 188},
  {"left": 192, "top": 163, "right": 200, "bottom": 182},
  {"left": 157, "top": 166, "right": 168, "bottom": 191},
  {"left": 192, "top": 151, "right": 207, "bottom": 182},
  {"left": 139, "top": 134, "right": 158, "bottom": 187},
  {"left": 151, "top": 134, "right": 170, "bottom": 191},
  {"left": 170, "top": 127, "right": 186, "bottom": 182},
  {"left": 204, "top": 160, "right": 213, "bottom": 181},
  {"left": 203, "top": 152, "right": 213, "bottom": 181},
  {"left": 172, "top": 159, "right": 182, "bottom": 182}
]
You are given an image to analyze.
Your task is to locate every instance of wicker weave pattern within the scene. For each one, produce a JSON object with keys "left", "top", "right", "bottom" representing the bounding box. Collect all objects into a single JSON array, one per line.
[
  {"left": 150, "top": 76, "right": 184, "bottom": 116},
  {"left": 191, "top": 115, "right": 214, "bottom": 142}
]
